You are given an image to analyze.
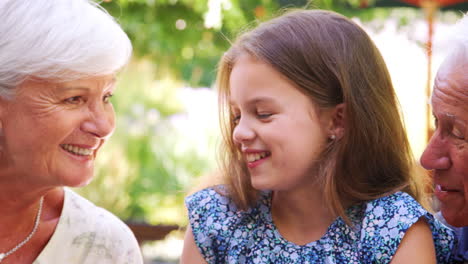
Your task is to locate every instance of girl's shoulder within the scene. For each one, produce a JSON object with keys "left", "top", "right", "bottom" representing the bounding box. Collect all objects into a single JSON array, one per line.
[
  {"left": 185, "top": 186, "right": 243, "bottom": 221},
  {"left": 185, "top": 186, "right": 269, "bottom": 263},
  {"left": 357, "top": 191, "right": 456, "bottom": 263},
  {"left": 363, "top": 191, "right": 426, "bottom": 221},
  {"left": 186, "top": 185, "right": 270, "bottom": 217}
]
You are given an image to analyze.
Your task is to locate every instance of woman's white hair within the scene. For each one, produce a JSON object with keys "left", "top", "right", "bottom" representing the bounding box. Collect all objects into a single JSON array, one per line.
[{"left": 0, "top": 0, "right": 132, "bottom": 99}]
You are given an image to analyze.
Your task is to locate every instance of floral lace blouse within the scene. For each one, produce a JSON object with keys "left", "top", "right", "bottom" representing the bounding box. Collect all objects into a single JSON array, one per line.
[
  {"left": 186, "top": 187, "right": 456, "bottom": 264},
  {"left": 33, "top": 188, "right": 143, "bottom": 264}
]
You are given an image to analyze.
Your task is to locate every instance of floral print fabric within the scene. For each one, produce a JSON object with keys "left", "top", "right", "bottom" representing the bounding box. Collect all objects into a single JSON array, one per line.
[{"left": 186, "top": 187, "right": 455, "bottom": 264}]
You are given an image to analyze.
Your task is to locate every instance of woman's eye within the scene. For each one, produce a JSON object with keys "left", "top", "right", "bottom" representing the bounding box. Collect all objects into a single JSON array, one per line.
[
  {"left": 64, "top": 96, "right": 83, "bottom": 104},
  {"left": 103, "top": 93, "right": 114, "bottom": 103}
]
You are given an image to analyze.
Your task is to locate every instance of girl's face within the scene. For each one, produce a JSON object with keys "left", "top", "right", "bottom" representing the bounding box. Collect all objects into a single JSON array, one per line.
[{"left": 229, "top": 54, "right": 332, "bottom": 192}]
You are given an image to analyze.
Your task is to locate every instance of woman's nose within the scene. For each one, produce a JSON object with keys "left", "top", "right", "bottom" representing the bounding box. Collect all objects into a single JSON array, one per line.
[
  {"left": 81, "top": 102, "right": 115, "bottom": 139},
  {"left": 420, "top": 131, "right": 451, "bottom": 171}
]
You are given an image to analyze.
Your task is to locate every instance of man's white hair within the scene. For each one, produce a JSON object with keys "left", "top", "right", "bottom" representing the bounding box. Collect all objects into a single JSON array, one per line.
[
  {"left": 452, "top": 12, "right": 468, "bottom": 46},
  {"left": 0, "top": 0, "right": 132, "bottom": 99}
]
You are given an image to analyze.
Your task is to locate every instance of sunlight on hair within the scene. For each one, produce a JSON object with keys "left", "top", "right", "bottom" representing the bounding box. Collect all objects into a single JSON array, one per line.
[{"left": 363, "top": 16, "right": 456, "bottom": 158}]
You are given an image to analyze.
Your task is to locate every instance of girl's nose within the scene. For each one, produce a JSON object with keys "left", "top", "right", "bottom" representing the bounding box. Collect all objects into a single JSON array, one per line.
[{"left": 232, "top": 118, "right": 255, "bottom": 145}]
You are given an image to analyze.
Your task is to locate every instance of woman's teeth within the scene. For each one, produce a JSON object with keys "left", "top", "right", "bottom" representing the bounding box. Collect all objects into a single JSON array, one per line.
[
  {"left": 61, "top": 144, "right": 93, "bottom": 156},
  {"left": 246, "top": 152, "right": 270, "bottom": 162}
]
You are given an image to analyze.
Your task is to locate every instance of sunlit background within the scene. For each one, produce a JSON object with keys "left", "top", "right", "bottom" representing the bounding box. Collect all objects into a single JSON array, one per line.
[{"left": 76, "top": 0, "right": 467, "bottom": 262}]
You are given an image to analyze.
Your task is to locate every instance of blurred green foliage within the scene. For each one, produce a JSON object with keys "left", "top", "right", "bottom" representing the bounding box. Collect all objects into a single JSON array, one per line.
[
  {"left": 100, "top": 0, "right": 402, "bottom": 87},
  {"left": 77, "top": 0, "right": 465, "bottom": 225},
  {"left": 101, "top": 0, "right": 466, "bottom": 87},
  {"left": 101, "top": 0, "right": 278, "bottom": 87},
  {"left": 77, "top": 61, "right": 219, "bottom": 224}
]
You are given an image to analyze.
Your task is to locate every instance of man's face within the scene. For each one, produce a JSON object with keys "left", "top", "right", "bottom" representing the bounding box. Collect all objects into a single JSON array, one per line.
[{"left": 420, "top": 50, "right": 468, "bottom": 227}]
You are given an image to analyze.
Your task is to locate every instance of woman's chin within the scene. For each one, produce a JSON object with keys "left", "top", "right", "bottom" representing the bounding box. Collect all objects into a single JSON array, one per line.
[{"left": 60, "top": 171, "right": 95, "bottom": 188}]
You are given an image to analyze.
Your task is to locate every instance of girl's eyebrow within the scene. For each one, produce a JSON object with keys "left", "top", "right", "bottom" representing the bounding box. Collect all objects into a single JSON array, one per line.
[
  {"left": 247, "top": 96, "right": 276, "bottom": 105},
  {"left": 229, "top": 96, "right": 277, "bottom": 106}
]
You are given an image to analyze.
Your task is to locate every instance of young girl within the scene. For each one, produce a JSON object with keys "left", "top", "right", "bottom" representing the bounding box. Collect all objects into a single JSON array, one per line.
[{"left": 181, "top": 10, "right": 455, "bottom": 263}]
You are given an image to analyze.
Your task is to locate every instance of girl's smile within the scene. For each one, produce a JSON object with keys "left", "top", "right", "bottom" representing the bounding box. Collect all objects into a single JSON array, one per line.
[{"left": 229, "top": 54, "right": 333, "bottom": 191}]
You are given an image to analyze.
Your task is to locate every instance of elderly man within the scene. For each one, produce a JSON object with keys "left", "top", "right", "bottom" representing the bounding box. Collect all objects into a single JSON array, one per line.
[{"left": 420, "top": 14, "right": 468, "bottom": 263}]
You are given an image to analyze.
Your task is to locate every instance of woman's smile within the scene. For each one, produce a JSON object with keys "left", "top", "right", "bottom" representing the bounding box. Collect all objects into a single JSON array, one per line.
[{"left": 60, "top": 144, "right": 94, "bottom": 156}]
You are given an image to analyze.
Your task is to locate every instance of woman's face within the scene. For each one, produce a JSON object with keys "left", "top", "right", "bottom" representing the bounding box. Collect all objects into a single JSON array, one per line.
[
  {"left": 229, "top": 54, "right": 332, "bottom": 192},
  {"left": 0, "top": 75, "right": 116, "bottom": 188}
]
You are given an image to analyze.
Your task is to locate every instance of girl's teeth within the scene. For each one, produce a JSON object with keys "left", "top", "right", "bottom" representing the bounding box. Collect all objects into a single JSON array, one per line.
[{"left": 247, "top": 152, "right": 268, "bottom": 162}]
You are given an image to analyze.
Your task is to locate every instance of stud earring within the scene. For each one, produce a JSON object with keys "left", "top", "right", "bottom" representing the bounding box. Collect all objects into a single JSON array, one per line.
[{"left": 329, "top": 134, "right": 336, "bottom": 140}]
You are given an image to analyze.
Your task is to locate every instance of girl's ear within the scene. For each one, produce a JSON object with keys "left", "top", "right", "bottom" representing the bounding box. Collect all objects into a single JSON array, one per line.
[{"left": 328, "top": 103, "right": 345, "bottom": 140}]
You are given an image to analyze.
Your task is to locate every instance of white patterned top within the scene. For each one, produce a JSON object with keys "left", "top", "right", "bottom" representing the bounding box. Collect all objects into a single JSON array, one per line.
[{"left": 33, "top": 188, "right": 143, "bottom": 264}]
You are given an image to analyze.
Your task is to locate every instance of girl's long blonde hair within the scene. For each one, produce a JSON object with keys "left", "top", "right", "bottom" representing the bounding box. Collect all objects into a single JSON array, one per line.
[{"left": 216, "top": 9, "right": 427, "bottom": 221}]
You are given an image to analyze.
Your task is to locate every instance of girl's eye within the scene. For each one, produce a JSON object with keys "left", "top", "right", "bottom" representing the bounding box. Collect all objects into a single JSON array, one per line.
[
  {"left": 103, "top": 93, "right": 114, "bottom": 103},
  {"left": 232, "top": 115, "right": 241, "bottom": 125},
  {"left": 64, "top": 96, "right": 83, "bottom": 104},
  {"left": 257, "top": 113, "right": 272, "bottom": 119}
]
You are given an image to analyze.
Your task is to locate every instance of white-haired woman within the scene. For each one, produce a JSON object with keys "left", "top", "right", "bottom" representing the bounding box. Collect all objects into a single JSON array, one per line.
[{"left": 0, "top": 0, "right": 142, "bottom": 263}]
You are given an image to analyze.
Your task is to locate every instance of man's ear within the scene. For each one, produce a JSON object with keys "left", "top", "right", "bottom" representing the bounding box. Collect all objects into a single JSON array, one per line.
[{"left": 328, "top": 103, "right": 345, "bottom": 140}]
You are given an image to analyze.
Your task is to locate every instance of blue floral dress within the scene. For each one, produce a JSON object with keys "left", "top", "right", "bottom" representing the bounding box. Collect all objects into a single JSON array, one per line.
[{"left": 186, "top": 187, "right": 456, "bottom": 264}]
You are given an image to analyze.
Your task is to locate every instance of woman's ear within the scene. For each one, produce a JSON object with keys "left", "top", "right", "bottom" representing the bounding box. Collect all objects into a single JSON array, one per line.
[
  {"left": 328, "top": 103, "right": 345, "bottom": 140},
  {"left": 0, "top": 97, "right": 8, "bottom": 142},
  {"left": 0, "top": 117, "right": 4, "bottom": 157}
]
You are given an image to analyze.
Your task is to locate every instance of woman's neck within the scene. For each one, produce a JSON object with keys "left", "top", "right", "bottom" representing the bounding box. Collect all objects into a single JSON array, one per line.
[
  {"left": 0, "top": 187, "right": 64, "bottom": 263},
  {"left": 271, "top": 186, "right": 336, "bottom": 245},
  {"left": 0, "top": 185, "right": 63, "bottom": 242}
]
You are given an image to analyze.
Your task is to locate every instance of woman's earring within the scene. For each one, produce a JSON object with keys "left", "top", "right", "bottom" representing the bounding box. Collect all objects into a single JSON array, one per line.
[{"left": 329, "top": 134, "right": 336, "bottom": 140}]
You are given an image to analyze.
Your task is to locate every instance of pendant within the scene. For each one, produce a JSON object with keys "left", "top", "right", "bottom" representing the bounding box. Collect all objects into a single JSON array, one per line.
[{"left": 0, "top": 252, "right": 5, "bottom": 262}]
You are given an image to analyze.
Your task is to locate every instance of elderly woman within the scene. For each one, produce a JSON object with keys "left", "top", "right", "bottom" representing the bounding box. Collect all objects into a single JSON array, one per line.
[{"left": 0, "top": 0, "right": 142, "bottom": 263}]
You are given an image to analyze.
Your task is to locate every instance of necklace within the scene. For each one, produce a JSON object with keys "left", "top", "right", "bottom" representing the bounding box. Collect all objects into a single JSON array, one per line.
[{"left": 0, "top": 196, "right": 44, "bottom": 263}]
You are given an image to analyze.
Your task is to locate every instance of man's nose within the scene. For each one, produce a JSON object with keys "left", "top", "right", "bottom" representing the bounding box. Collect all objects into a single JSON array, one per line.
[{"left": 420, "top": 131, "right": 451, "bottom": 171}]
